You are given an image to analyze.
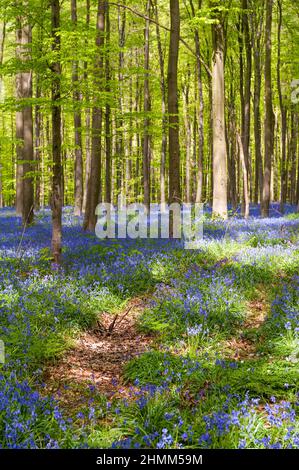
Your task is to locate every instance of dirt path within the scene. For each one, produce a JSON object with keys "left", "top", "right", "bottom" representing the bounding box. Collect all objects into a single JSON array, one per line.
[{"left": 43, "top": 296, "right": 152, "bottom": 406}]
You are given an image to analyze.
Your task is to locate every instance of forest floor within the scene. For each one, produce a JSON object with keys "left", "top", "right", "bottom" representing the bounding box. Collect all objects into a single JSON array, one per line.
[{"left": 0, "top": 204, "right": 299, "bottom": 449}]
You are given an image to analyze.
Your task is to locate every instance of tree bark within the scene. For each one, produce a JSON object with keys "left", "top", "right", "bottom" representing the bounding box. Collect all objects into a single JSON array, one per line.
[
  {"left": 237, "top": 132, "right": 249, "bottom": 218},
  {"left": 211, "top": 3, "right": 228, "bottom": 219},
  {"left": 15, "top": 7, "right": 34, "bottom": 224},
  {"left": 290, "top": 110, "right": 298, "bottom": 205},
  {"left": 242, "top": 0, "right": 252, "bottom": 212},
  {"left": 105, "top": 0, "right": 112, "bottom": 204},
  {"left": 154, "top": 0, "right": 167, "bottom": 210},
  {"left": 168, "top": 0, "right": 180, "bottom": 205},
  {"left": 51, "top": 0, "right": 63, "bottom": 263},
  {"left": 277, "top": 0, "right": 287, "bottom": 212},
  {"left": 183, "top": 71, "right": 192, "bottom": 203},
  {"left": 21, "top": 19, "right": 34, "bottom": 225},
  {"left": 71, "top": 0, "right": 83, "bottom": 216},
  {"left": 16, "top": 15, "right": 23, "bottom": 216},
  {"left": 261, "top": 0, "right": 274, "bottom": 217},
  {"left": 253, "top": 5, "right": 263, "bottom": 204},
  {"left": 143, "top": 0, "right": 151, "bottom": 213},
  {"left": 83, "top": 0, "right": 105, "bottom": 231},
  {"left": 0, "top": 21, "right": 5, "bottom": 207},
  {"left": 189, "top": 0, "right": 204, "bottom": 203},
  {"left": 83, "top": 0, "right": 91, "bottom": 213},
  {"left": 228, "top": 76, "right": 237, "bottom": 210},
  {"left": 115, "top": 4, "right": 126, "bottom": 203}
]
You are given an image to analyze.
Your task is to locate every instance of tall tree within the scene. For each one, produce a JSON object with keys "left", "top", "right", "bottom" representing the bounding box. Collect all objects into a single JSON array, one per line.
[
  {"left": 189, "top": 0, "right": 204, "bottom": 204},
  {"left": 83, "top": 0, "right": 105, "bottom": 231},
  {"left": 15, "top": 5, "right": 34, "bottom": 225},
  {"left": 82, "top": 0, "right": 91, "bottom": 213},
  {"left": 290, "top": 109, "right": 298, "bottom": 205},
  {"left": 105, "top": 0, "right": 112, "bottom": 204},
  {"left": 239, "top": 0, "right": 251, "bottom": 218},
  {"left": 168, "top": 0, "right": 180, "bottom": 205},
  {"left": 115, "top": 4, "right": 126, "bottom": 203},
  {"left": 277, "top": 0, "right": 287, "bottom": 213},
  {"left": 183, "top": 68, "right": 192, "bottom": 203},
  {"left": 71, "top": 0, "right": 83, "bottom": 216},
  {"left": 211, "top": 1, "right": 227, "bottom": 219},
  {"left": 253, "top": 1, "right": 263, "bottom": 204},
  {"left": 261, "top": 0, "right": 274, "bottom": 217},
  {"left": 154, "top": 0, "right": 167, "bottom": 211},
  {"left": 15, "top": 13, "right": 23, "bottom": 216},
  {"left": 143, "top": 0, "right": 151, "bottom": 213},
  {"left": 0, "top": 20, "right": 6, "bottom": 207},
  {"left": 21, "top": 16, "right": 34, "bottom": 226}
]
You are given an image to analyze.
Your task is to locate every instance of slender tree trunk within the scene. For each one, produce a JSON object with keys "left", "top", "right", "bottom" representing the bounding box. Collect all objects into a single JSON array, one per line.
[
  {"left": 228, "top": 78, "right": 237, "bottom": 209},
  {"left": 277, "top": 0, "right": 287, "bottom": 212},
  {"left": 242, "top": 0, "right": 252, "bottom": 203},
  {"left": 211, "top": 3, "right": 227, "bottom": 219},
  {"left": 189, "top": 0, "right": 204, "bottom": 203},
  {"left": 253, "top": 6, "right": 263, "bottom": 204},
  {"left": 143, "top": 0, "right": 151, "bottom": 213},
  {"left": 105, "top": 0, "right": 111, "bottom": 204},
  {"left": 83, "top": 0, "right": 105, "bottom": 231},
  {"left": 16, "top": 16, "right": 23, "bottom": 216},
  {"left": 168, "top": 0, "right": 180, "bottom": 205},
  {"left": 183, "top": 73, "right": 192, "bottom": 203},
  {"left": 261, "top": 0, "right": 274, "bottom": 217},
  {"left": 115, "top": 4, "right": 126, "bottom": 203},
  {"left": 15, "top": 8, "right": 34, "bottom": 224},
  {"left": 51, "top": 0, "right": 63, "bottom": 263},
  {"left": 21, "top": 19, "right": 34, "bottom": 225},
  {"left": 237, "top": 133, "right": 249, "bottom": 218},
  {"left": 34, "top": 75, "right": 41, "bottom": 210},
  {"left": 71, "top": 0, "right": 83, "bottom": 216},
  {"left": 154, "top": 0, "right": 167, "bottom": 210},
  {"left": 290, "top": 110, "right": 298, "bottom": 205},
  {"left": 0, "top": 21, "right": 5, "bottom": 207},
  {"left": 83, "top": 0, "right": 91, "bottom": 213}
]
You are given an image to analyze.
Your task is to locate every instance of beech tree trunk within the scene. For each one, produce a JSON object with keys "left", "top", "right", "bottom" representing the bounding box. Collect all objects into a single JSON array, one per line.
[
  {"left": 237, "top": 133, "right": 249, "bottom": 218},
  {"left": 105, "top": 0, "right": 112, "bottom": 204},
  {"left": 154, "top": 0, "right": 167, "bottom": 210},
  {"left": 21, "top": 20, "right": 34, "bottom": 225},
  {"left": 242, "top": 0, "right": 252, "bottom": 213},
  {"left": 253, "top": 6, "right": 263, "bottom": 204},
  {"left": 189, "top": 0, "right": 204, "bottom": 203},
  {"left": 83, "top": 0, "right": 91, "bottom": 213},
  {"left": 15, "top": 9, "right": 34, "bottom": 224},
  {"left": 51, "top": 0, "right": 63, "bottom": 263},
  {"left": 290, "top": 110, "right": 298, "bottom": 205},
  {"left": 0, "top": 21, "right": 5, "bottom": 207},
  {"left": 183, "top": 71, "right": 192, "bottom": 203},
  {"left": 71, "top": 0, "right": 83, "bottom": 216},
  {"left": 143, "top": 0, "right": 151, "bottom": 213},
  {"left": 83, "top": 0, "right": 105, "bottom": 231},
  {"left": 168, "top": 0, "right": 180, "bottom": 205},
  {"left": 115, "top": 4, "right": 126, "bottom": 202},
  {"left": 277, "top": 0, "right": 287, "bottom": 212},
  {"left": 16, "top": 16, "right": 23, "bottom": 216}
]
